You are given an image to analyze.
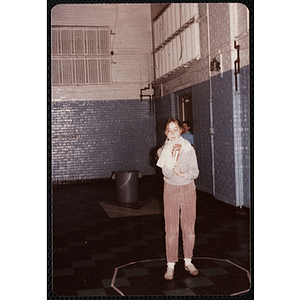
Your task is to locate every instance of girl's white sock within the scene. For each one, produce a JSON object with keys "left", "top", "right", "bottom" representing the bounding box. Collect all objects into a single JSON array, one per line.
[
  {"left": 184, "top": 258, "right": 192, "bottom": 266},
  {"left": 167, "top": 262, "right": 175, "bottom": 269}
]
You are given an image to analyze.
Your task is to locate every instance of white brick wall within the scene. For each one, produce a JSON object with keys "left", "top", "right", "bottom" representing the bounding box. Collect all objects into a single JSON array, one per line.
[{"left": 51, "top": 4, "right": 152, "bottom": 101}]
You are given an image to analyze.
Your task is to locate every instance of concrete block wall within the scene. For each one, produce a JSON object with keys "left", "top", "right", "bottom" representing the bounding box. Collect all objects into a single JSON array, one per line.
[{"left": 52, "top": 100, "right": 156, "bottom": 183}]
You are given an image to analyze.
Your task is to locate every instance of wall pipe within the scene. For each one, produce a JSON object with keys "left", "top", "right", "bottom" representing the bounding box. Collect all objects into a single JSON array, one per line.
[
  {"left": 140, "top": 83, "right": 155, "bottom": 115},
  {"left": 206, "top": 3, "right": 216, "bottom": 197},
  {"left": 234, "top": 40, "right": 240, "bottom": 91}
]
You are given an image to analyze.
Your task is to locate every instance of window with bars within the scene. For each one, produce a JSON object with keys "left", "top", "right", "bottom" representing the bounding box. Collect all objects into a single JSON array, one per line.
[{"left": 51, "top": 27, "right": 112, "bottom": 85}]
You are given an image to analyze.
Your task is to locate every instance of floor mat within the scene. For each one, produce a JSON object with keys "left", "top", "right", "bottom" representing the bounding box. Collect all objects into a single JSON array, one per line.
[
  {"left": 99, "top": 198, "right": 163, "bottom": 218},
  {"left": 100, "top": 198, "right": 152, "bottom": 209}
]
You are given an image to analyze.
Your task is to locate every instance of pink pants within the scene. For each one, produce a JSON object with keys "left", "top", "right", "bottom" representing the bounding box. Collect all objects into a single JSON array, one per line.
[{"left": 163, "top": 181, "right": 197, "bottom": 263}]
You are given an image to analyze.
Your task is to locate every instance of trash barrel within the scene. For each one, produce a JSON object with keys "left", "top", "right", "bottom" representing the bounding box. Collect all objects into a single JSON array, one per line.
[{"left": 111, "top": 170, "right": 141, "bottom": 204}]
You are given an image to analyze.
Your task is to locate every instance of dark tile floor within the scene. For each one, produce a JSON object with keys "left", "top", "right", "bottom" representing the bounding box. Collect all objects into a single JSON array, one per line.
[{"left": 50, "top": 175, "right": 252, "bottom": 298}]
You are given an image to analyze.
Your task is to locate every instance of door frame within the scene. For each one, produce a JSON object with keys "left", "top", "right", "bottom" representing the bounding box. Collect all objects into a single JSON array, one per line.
[{"left": 176, "top": 88, "right": 193, "bottom": 133}]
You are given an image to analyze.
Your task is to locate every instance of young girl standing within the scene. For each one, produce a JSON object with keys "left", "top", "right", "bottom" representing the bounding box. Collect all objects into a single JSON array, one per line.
[{"left": 157, "top": 117, "right": 199, "bottom": 280}]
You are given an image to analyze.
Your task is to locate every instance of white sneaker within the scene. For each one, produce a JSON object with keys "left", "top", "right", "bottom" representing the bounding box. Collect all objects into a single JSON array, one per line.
[
  {"left": 185, "top": 263, "right": 199, "bottom": 276},
  {"left": 164, "top": 267, "right": 174, "bottom": 280}
]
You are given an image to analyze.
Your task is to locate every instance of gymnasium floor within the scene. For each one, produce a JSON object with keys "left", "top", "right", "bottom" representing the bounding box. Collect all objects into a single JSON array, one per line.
[{"left": 51, "top": 175, "right": 251, "bottom": 297}]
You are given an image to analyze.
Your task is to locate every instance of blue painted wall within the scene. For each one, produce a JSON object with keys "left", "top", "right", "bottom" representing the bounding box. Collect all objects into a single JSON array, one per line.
[
  {"left": 239, "top": 64, "right": 251, "bottom": 208},
  {"left": 51, "top": 68, "right": 250, "bottom": 208},
  {"left": 210, "top": 70, "right": 236, "bottom": 203},
  {"left": 155, "top": 65, "right": 250, "bottom": 207},
  {"left": 52, "top": 99, "right": 156, "bottom": 183}
]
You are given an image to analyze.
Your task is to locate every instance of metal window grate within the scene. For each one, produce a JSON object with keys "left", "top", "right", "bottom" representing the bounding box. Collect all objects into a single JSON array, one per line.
[
  {"left": 51, "top": 27, "right": 111, "bottom": 85},
  {"left": 51, "top": 57, "right": 111, "bottom": 85}
]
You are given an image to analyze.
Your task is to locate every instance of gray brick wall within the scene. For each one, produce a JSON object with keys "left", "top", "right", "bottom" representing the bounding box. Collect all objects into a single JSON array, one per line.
[
  {"left": 52, "top": 100, "right": 156, "bottom": 183},
  {"left": 239, "top": 64, "right": 251, "bottom": 208},
  {"left": 211, "top": 70, "right": 236, "bottom": 205},
  {"left": 154, "top": 66, "right": 250, "bottom": 207}
]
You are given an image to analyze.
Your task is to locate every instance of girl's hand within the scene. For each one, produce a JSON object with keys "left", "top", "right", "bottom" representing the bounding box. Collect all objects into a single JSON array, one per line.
[{"left": 174, "top": 162, "right": 187, "bottom": 178}]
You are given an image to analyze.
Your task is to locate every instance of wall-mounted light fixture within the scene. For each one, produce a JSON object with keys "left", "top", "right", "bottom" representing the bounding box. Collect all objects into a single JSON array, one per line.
[{"left": 210, "top": 57, "right": 221, "bottom": 72}]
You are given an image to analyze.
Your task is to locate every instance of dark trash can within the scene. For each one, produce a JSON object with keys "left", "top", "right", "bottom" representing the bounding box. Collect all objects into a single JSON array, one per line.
[{"left": 111, "top": 170, "right": 142, "bottom": 204}]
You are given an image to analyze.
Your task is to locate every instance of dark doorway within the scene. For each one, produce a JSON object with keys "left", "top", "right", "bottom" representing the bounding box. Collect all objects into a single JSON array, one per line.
[{"left": 178, "top": 93, "right": 193, "bottom": 133}]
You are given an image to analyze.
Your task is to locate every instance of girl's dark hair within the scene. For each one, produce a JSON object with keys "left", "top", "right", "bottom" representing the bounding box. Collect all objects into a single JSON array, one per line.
[
  {"left": 182, "top": 120, "right": 191, "bottom": 127},
  {"left": 163, "top": 117, "right": 183, "bottom": 132}
]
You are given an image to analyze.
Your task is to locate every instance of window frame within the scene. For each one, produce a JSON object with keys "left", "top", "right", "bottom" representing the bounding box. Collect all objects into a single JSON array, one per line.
[{"left": 51, "top": 26, "right": 112, "bottom": 85}]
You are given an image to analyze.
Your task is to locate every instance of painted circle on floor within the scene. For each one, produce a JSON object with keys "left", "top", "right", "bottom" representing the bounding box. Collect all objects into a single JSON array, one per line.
[{"left": 111, "top": 257, "right": 250, "bottom": 296}]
